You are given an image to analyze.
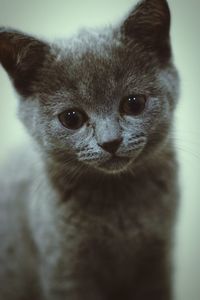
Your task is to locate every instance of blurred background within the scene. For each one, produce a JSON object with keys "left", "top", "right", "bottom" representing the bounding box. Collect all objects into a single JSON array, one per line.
[{"left": 0, "top": 0, "right": 199, "bottom": 299}]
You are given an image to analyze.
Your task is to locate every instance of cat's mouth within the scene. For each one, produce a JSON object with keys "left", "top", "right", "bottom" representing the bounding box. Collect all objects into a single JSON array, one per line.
[{"left": 97, "top": 155, "right": 131, "bottom": 173}]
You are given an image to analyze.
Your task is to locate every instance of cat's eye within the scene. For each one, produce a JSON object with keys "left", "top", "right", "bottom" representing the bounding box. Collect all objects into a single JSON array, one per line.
[
  {"left": 120, "top": 95, "right": 147, "bottom": 116},
  {"left": 58, "top": 109, "right": 88, "bottom": 130}
]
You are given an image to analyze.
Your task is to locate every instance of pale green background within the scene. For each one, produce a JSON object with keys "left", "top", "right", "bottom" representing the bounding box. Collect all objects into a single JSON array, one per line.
[{"left": 0, "top": 0, "right": 200, "bottom": 299}]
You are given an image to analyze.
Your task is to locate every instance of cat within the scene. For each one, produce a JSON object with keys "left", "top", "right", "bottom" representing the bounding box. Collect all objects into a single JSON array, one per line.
[{"left": 0, "top": 0, "right": 180, "bottom": 299}]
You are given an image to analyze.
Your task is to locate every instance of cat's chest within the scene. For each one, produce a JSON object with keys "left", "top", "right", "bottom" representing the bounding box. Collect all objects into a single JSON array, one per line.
[
  {"left": 58, "top": 189, "right": 165, "bottom": 287},
  {"left": 33, "top": 169, "right": 177, "bottom": 289},
  {"left": 64, "top": 173, "right": 174, "bottom": 235},
  {"left": 61, "top": 175, "right": 174, "bottom": 256}
]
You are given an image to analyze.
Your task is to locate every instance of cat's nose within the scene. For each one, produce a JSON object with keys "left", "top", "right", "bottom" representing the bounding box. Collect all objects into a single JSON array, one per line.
[{"left": 98, "top": 138, "right": 123, "bottom": 154}]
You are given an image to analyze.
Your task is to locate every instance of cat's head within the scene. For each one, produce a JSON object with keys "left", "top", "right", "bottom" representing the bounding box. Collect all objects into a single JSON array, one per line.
[{"left": 0, "top": 0, "right": 179, "bottom": 175}]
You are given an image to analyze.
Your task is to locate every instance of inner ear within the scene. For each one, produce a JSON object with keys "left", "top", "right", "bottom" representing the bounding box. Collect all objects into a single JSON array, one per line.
[
  {"left": 0, "top": 28, "right": 50, "bottom": 97},
  {"left": 121, "top": 0, "right": 171, "bottom": 63}
]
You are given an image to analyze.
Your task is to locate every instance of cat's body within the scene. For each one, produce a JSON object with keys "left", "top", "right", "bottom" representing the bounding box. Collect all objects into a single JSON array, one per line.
[
  {"left": 0, "top": 1, "right": 179, "bottom": 299},
  {"left": 0, "top": 143, "right": 178, "bottom": 300}
]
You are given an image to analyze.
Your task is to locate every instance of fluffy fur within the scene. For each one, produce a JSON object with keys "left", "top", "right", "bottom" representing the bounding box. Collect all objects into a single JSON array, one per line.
[{"left": 0, "top": 0, "right": 179, "bottom": 299}]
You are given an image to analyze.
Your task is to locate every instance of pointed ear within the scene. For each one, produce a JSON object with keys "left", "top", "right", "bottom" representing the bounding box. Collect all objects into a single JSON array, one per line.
[
  {"left": 0, "top": 28, "right": 50, "bottom": 97},
  {"left": 121, "top": 0, "right": 171, "bottom": 63}
]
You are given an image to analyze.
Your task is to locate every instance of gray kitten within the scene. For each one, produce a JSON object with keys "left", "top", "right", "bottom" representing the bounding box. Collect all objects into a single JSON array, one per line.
[{"left": 0, "top": 0, "right": 179, "bottom": 299}]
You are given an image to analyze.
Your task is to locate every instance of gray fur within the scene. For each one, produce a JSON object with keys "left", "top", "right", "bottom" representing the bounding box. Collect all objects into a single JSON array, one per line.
[{"left": 0, "top": 0, "right": 179, "bottom": 299}]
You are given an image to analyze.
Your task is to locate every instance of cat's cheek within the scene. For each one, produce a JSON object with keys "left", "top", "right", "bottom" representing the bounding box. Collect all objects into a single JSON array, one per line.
[
  {"left": 120, "top": 116, "right": 146, "bottom": 137},
  {"left": 148, "top": 98, "right": 171, "bottom": 134},
  {"left": 140, "top": 97, "right": 167, "bottom": 130},
  {"left": 144, "top": 96, "right": 162, "bottom": 114}
]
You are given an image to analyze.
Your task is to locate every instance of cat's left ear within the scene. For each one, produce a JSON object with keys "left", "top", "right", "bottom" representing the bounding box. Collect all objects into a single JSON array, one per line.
[
  {"left": 121, "top": 0, "right": 171, "bottom": 63},
  {"left": 0, "top": 28, "right": 50, "bottom": 97}
]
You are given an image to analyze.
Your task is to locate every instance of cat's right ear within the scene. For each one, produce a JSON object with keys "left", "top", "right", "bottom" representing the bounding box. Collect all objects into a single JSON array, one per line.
[{"left": 0, "top": 28, "right": 50, "bottom": 97}]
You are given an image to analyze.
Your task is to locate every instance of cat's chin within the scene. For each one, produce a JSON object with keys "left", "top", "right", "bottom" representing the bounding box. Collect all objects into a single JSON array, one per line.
[{"left": 95, "top": 156, "right": 132, "bottom": 174}]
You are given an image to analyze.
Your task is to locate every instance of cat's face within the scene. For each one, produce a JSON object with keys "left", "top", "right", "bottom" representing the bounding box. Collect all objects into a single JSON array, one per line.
[{"left": 0, "top": 0, "right": 179, "bottom": 175}]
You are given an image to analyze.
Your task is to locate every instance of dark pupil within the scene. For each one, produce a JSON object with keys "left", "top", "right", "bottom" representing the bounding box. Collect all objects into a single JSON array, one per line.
[
  {"left": 124, "top": 95, "right": 145, "bottom": 115},
  {"left": 63, "top": 111, "right": 82, "bottom": 129}
]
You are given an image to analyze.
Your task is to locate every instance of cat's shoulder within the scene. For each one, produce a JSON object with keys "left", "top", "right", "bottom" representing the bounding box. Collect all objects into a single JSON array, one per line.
[{"left": 0, "top": 140, "right": 42, "bottom": 204}]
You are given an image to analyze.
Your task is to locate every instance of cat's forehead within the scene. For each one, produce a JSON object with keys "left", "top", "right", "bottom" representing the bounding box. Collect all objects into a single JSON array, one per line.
[
  {"left": 39, "top": 28, "right": 159, "bottom": 111},
  {"left": 55, "top": 28, "right": 156, "bottom": 84},
  {"left": 55, "top": 29, "right": 124, "bottom": 88}
]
